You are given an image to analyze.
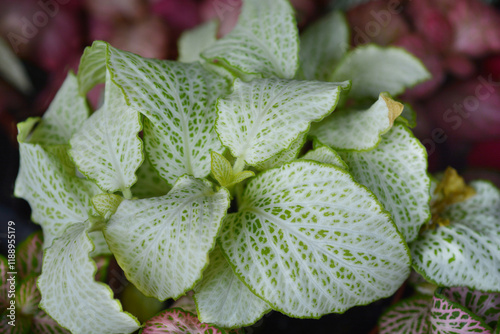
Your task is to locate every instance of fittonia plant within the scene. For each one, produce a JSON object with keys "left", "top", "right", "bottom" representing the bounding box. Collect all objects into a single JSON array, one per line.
[
  {"left": 14, "top": 0, "right": 446, "bottom": 332},
  {"left": 379, "top": 286, "right": 500, "bottom": 334},
  {"left": 1, "top": 232, "right": 69, "bottom": 333},
  {"left": 378, "top": 168, "right": 500, "bottom": 333}
]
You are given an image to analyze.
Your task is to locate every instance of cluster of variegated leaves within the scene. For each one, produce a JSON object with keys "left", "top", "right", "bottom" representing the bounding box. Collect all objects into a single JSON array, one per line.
[
  {"left": 377, "top": 168, "right": 500, "bottom": 333},
  {"left": 13, "top": 0, "right": 447, "bottom": 332},
  {"left": 0, "top": 232, "right": 70, "bottom": 333},
  {"left": 379, "top": 279, "right": 500, "bottom": 334}
]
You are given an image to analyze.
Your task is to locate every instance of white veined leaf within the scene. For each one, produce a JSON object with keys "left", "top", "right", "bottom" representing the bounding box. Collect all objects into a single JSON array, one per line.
[
  {"left": 301, "top": 144, "right": 349, "bottom": 171},
  {"left": 131, "top": 157, "right": 171, "bottom": 199},
  {"left": 330, "top": 44, "right": 431, "bottom": 99},
  {"left": 14, "top": 120, "right": 100, "bottom": 248},
  {"left": 254, "top": 133, "right": 306, "bottom": 171},
  {"left": 69, "top": 69, "right": 143, "bottom": 194},
  {"left": 104, "top": 176, "right": 230, "bottom": 300},
  {"left": 298, "top": 11, "right": 349, "bottom": 81},
  {"left": 77, "top": 40, "right": 107, "bottom": 96},
  {"left": 341, "top": 124, "right": 431, "bottom": 242},
  {"left": 202, "top": 0, "right": 299, "bottom": 79},
  {"left": 194, "top": 245, "right": 271, "bottom": 328},
  {"left": 29, "top": 72, "right": 89, "bottom": 146},
  {"left": 89, "top": 231, "right": 111, "bottom": 257},
  {"left": 38, "top": 223, "right": 140, "bottom": 334},
  {"left": 104, "top": 44, "right": 229, "bottom": 186},
  {"left": 411, "top": 181, "right": 500, "bottom": 291},
  {"left": 0, "top": 37, "right": 31, "bottom": 94},
  {"left": 44, "top": 144, "right": 77, "bottom": 176},
  {"left": 178, "top": 20, "right": 218, "bottom": 63},
  {"left": 379, "top": 296, "right": 432, "bottom": 334},
  {"left": 216, "top": 78, "right": 349, "bottom": 166},
  {"left": 310, "top": 93, "right": 403, "bottom": 151},
  {"left": 219, "top": 161, "right": 410, "bottom": 317}
]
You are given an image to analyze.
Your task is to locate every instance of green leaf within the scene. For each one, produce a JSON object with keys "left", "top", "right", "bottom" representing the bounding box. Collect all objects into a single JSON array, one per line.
[
  {"left": 91, "top": 194, "right": 123, "bottom": 219},
  {"left": 38, "top": 223, "right": 140, "bottom": 334},
  {"left": 202, "top": 0, "right": 299, "bottom": 79},
  {"left": 29, "top": 73, "right": 89, "bottom": 146},
  {"left": 219, "top": 161, "right": 410, "bottom": 317},
  {"left": 131, "top": 157, "right": 171, "bottom": 198},
  {"left": 216, "top": 78, "right": 349, "bottom": 166},
  {"left": 77, "top": 41, "right": 107, "bottom": 96},
  {"left": 141, "top": 308, "right": 226, "bottom": 334},
  {"left": 253, "top": 133, "right": 306, "bottom": 172},
  {"left": 330, "top": 45, "right": 431, "bottom": 99},
  {"left": 103, "top": 44, "right": 229, "bottom": 186},
  {"left": 301, "top": 144, "right": 349, "bottom": 171},
  {"left": 194, "top": 246, "right": 271, "bottom": 328},
  {"left": 14, "top": 133, "right": 100, "bottom": 247},
  {"left": 104, "top": 176, "right": 230, "bottom": 300},
  {"left": 411, "top": 181, "right": 500, "bottom": 291},
  {"left": 178, "top": 20, "right": 218, "bottom": 63},
  {"left": 310, "top": 93, "right": 404, "bottom": 151},
  {"left": 379, "top": 296, "right": 432, "bottom": 334},
  {"left": 341, "top": 124, "right": 431, "bottom": 242},
  {"left": 211, "top": 152, "right": 254, "bottom": 188},
  {"left": 69, "top": 69, "right": 143, "bottom": 193},
  {"left": 211, "top": 152, "right": 234, "bottom": 187},
  {"left": 120, "top": 284, "right": 165, "bottom": 323},
  {"left": 0, "top": 37, "right": 31, "bottom": 94},
  {"left": 16, "top": 231, "right": 43, "bottom": 279},
  {"left": 298, "top": 11, "right": 349, "bottom": 81}
]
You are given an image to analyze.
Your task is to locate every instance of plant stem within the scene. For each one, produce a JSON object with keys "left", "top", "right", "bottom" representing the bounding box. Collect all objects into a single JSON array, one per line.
[
  {"left": 122, "top": 188, "right": 132, "bottom": 200},
  {"left": 233, "top": 157, "right": 246, "bottom": 174}
]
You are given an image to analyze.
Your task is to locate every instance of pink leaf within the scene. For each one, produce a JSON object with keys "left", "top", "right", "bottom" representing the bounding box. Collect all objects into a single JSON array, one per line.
[
  {"left": 379, "top": 296, "right": 432, "bottom": 334},
  {"left": 15, "top": 275, "right": 40, "bottom": 315},
  {"left": 31, "top": 309, "right": 70, "bottom": 334},
  {"left": 0, "top": 313, "right": 32, "bottom": 334},
  {"left": 16, "top": 231, "right": 43, "bottom": 279},
  {"left": 141, "top": 308, "right": 226, "bottom": 334},
  {"left": 441, "top": 287, "right": 500, "bottom": 328},
  {"left": 0, "top": 255, "right": 9, "bottom": 310},
  {"left": 430, "top": 292, "right": 493, "bottom": 333}
]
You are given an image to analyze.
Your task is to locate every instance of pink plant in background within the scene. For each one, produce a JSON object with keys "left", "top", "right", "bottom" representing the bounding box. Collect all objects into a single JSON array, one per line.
[
  {"left": 347, "top": 0, "right": 500, "bottom": 99},
  {"left": 0, "top": 231, "right": 69, "bottom": 333},
  {"left": 426, "top": 78, "right": 500, "bottom": 142},
  {"left": 347, "top": 0, "right": 500, "bottom": 172}
]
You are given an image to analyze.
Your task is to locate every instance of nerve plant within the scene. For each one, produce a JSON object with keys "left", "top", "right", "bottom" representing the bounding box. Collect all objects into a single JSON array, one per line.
[
  {"left": 14, "top": 0, "right": 478, "bottom": 332},
  {"left": 378, "top": 167, "right": 500, "bottom": 334},
  {"left": 0, "top": 232, "right": 68, "bottom": 333}
]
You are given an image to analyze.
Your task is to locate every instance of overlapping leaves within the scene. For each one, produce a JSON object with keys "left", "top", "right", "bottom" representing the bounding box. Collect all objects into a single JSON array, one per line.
[
  {"left": 412, "top": 180, "right": 500, "bottom": 291},
  {"left": 202, "top": 0, "right": 299, "bottom": 79},
  {"left": 12, "top": 0, "right": 440, "bottom": 332},
  {"left": 105, "top": 176, "right": 230, "bottom": 300},
  {"left": 379, "top": 287, "right": 500, "bottom": 334},
  {"left": 219, "top": 161, "right": 410, "bottom": 317},
  {"left": 216, "top": 78, "right": 349, "bottom": 166}
]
